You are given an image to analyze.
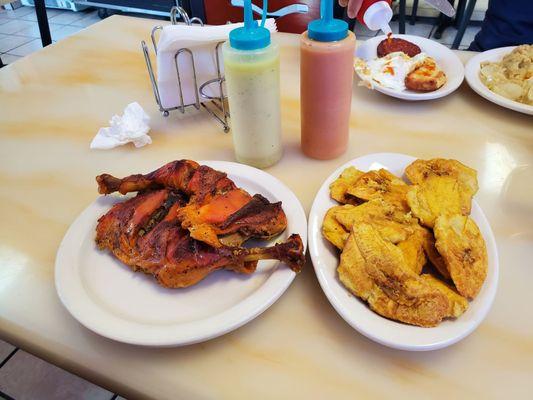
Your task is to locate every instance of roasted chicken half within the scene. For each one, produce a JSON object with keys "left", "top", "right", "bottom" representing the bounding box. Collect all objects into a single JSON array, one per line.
[{"left": 95, "top": 161, "right": 304, "bottom": 288}]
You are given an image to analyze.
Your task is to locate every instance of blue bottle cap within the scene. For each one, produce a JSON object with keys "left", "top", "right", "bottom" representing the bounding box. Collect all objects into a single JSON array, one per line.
[
  {"left": 229, "top": 0, "right": 271, "bottom": 50},
  {"left": 308, "top": 0, "right": 348, "bottom": 42}
]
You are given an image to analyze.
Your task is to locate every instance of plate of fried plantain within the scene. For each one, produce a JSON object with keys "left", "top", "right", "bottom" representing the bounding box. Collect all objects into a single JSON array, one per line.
[{"left": 308, "top": 153, "right": 498, "bottom": 351}]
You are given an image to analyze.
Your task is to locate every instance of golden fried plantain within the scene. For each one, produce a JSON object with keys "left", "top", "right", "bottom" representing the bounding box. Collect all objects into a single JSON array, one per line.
[
  {"left": 420, "top": 228, "right": 450, "bottom": 279},
  {"left": 329, "top": 167, "right": 364, "bottom": 204},
  {"left": 405, "top": 158, "right": 478, "bottom": 196},
  {"left": 406, "top": 176, "right": 475, "bottom": 228},
  {"left": 420, "top": 274, "right": 468, "bottom": 318},
  {"left": 434, "top": 215, "right": 488, "bottom": 299},
  {"left": 334, "top": 198, "right": 418, "bottom": 245},
  {"left": 322, "top": 205, "right": 353, "bottom": 250},
  {"left": 347, "top": 169, "right": 410, "bottom": 210},
  {"left": 338, "top": 224, "right": 449, "bottom": 327},
  {"left": 397, "top": 226, "right": 428, "bottom": 274}
]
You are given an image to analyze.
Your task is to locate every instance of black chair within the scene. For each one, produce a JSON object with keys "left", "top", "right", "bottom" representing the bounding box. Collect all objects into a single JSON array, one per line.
[{"left": 452, "top": 0, "right": 477, "bottom": 49}]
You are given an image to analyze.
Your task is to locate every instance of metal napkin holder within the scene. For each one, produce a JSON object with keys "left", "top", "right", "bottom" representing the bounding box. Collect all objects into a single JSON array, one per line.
[{"left": 141, "top": 6, "right": 230, "bottom": 132}]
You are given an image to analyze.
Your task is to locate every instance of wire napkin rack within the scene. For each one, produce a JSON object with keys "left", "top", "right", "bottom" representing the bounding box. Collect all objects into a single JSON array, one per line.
[{"left": 141, "top": 6, "right": 230, "bottom": 132}]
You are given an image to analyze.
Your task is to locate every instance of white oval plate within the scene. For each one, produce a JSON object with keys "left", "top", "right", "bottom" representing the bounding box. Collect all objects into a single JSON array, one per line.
[
  {"left": 355, "top": 34, "right": 465, "bottom": 101},
  {"left": 308, "top": 153, "right": 499, "bottom": 351},
  {"left": 55, "top": 161, "right": 307, "bottom": 347},
  {"left": 465, "top": 46, "right": 533, "bottom": 115}
]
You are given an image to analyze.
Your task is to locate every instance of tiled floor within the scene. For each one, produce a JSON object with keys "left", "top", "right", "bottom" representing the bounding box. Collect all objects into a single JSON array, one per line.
[
  {"left": 0, "top": 5, "right": 100, "bottom": 64},
  {"left": 0, "top": 338, "right": 124, "bottom": 400}
]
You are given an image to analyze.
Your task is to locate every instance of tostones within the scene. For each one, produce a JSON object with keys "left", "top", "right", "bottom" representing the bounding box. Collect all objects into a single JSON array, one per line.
[{"left": 434, "top": 215, "right": 488, "bottom": 299}]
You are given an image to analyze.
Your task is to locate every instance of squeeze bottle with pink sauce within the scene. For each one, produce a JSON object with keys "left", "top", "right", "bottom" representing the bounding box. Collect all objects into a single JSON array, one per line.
[{"left": 300, "top": 0, "right": 356, "bottom": 159}]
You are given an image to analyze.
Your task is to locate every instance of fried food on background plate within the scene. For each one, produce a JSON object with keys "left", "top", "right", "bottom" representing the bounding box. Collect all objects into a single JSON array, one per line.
[
  {"left": 406, "top": 159, "right": 478, "bottom": 195},
  {"left": 420, "top": 274, "right": 468, "bottom": 318},
  {"left": 334, "top": 198, "right": 418, "bottom": 245},
  {"left": 434, "top": 215, "right": 488, "bottom": 299},
  {"left": 329, "top": 166, "right": 364, "bottom": 205},
  {"left": 405, "top": 58, "right": 447, "bottom": 92},
  {"left": 322, "top": 205, "right": 352, "bottom": 250},
  {"left": 347, "top": 169, "right": 410, "bottom": 210},
  {"left": 338, "top": 224, "right": 449, "bottom": 327}
]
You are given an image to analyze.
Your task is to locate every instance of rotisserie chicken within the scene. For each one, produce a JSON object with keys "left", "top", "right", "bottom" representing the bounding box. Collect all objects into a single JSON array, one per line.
[{"left": 95, "top": 161, "right": 305, "bottom": 288}]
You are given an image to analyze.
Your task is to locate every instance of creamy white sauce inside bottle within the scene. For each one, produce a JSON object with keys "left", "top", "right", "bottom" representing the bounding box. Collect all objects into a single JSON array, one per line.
[{"left": 222, "top": 0, "right": 282, "bottom": 169}]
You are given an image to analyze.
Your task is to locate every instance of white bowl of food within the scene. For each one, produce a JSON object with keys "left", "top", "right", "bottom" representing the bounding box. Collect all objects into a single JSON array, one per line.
[
  {"left": 308, "top": 153, "right": 499, "bottom": 351},
  {"left": 465, "top": 45, "right": 533, "bottom": 115},
  {"left": 355, "top": 34, "right": 465, "bottom": 101}
]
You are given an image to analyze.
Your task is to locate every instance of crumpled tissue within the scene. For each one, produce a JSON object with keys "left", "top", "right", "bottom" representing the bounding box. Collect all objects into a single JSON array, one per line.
[{"left": 90, "top": 102, "right": 152, "bottom": 149}]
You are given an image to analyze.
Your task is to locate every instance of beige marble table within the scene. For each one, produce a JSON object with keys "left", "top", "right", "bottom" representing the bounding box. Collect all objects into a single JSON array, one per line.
[{"left": 1, "top": 14, "right": 532, "bottom": 400}]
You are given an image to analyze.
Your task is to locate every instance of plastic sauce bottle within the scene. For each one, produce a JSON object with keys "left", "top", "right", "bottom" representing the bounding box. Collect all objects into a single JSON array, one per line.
[
  {"left": 223, "top": 0, "right": 282, "bottom": 169},
  {"left": 357, "top": 0, "right": 393, "bottom": 34},
  {"left": 300, "top": 0, "right": 356, "bottom": 159}
]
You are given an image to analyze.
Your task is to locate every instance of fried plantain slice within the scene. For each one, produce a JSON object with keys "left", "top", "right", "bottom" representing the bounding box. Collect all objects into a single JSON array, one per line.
[
  {"left": 397, "top": 226, "right": 428, "bottom": 274},
  {"left": 322, "top": 205, "right": 353, "bottom": 250},
  {"left": 420, "top": 274, "right": 468, "bottom": 318},
  {"left": 334, "top": 198, "right": 418, "bottom": 245},
  {"left": 347, "top": 169, "right": 410, "bottom": 210},
  {"left": 420, "top": 228, "right": 450, "bottom": 279},
  {"left": 329, "top": 167, "right": 364, "bottom": 205},
  {"left": 434, "top": 215, "right": 488, "bottom": 299},
  {"left": 338, "top": 224, "right": 449, "bottom": 327},
  {"left": 405, "top": 158, "right": 478, "bottom": 196},
  {"left": 406, "top": 176, "right": 475, "bottom": 228}
]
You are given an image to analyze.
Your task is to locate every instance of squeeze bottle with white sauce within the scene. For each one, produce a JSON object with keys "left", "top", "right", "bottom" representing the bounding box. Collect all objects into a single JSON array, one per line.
[
  {"left": 222, "top": 0, "right": 282, "bottom": 169},
  {"left": 300, "top": 0, "right": 356, "bottom": 159},
  {"left": 356, "top": 0, "right": 393, "bottom": 35}
]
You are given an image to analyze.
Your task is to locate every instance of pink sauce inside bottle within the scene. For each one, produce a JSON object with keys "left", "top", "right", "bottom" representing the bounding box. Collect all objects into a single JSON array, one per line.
[{"left": 300, "top": 30, "right": 356, "bottom": 159}]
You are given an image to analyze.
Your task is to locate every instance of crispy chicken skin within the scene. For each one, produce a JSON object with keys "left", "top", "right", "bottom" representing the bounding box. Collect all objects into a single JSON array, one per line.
[
  {"left": 97, "top": 160, "right": 287, "bottom": 248},
  {"left": 338, "top": 224, "right": 449, "bottom": 327},
  {"left": 95, "top": 161, "right": 304, "bottom": 288}
]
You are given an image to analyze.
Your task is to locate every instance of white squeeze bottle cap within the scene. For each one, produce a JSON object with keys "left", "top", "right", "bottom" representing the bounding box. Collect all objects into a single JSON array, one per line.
[{"left": 363, "top": 1, "right": 393, "bottom": 35}]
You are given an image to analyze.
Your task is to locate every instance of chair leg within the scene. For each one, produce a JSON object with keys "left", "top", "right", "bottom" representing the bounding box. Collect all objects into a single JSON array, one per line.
[
  {"left": 410, "top": 0, "right": 419, "bottom": 25},
  {"left": 399, "top": 0, "right": 406, "bottom": 34},
  {"left": 454, "top": 0, "right": 467, "bottom": 28},
  {"left": 452, "top": 0, "right": 477, "bottom": 49}
]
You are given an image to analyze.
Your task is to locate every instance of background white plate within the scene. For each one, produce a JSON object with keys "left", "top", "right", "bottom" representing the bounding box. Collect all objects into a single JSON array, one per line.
[
  {"left": 465, "top": 46, "right": 533, "bottom": 116},
  {"left": 308, "top": 153, "right": 499, "bottom": 351},
  {"left": 356, "top": 34, "right": 465, "bottom": 101},
  {"left": 55, "top": 161, "right": 307, "bottom": 347}
]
